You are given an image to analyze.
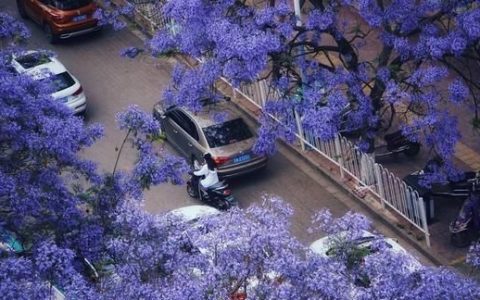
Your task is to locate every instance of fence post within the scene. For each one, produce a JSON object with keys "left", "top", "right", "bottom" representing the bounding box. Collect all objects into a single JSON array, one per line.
[
  {"left": 334, "top": 135, "right": 344, "bottom": 179},
  {"left": 417, "top": 196, "right": 431, "bottom": 247},
  {"left": 374, "top": 163, "right": 386, "bottom": 209},
  {"left": 294, "top": 110, "right": 305, "bottom": 151}
]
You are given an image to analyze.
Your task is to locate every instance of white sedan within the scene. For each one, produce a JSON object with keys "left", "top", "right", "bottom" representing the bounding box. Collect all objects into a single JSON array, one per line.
[
  {"left": 309, "top": 230, "right": 421, "bottom": 270},
  {"left": 168, "top": 205, "right": 221, "bottom": 223},
  {"left": 11, "top": 51, "right": 87, "bottom": 114}
]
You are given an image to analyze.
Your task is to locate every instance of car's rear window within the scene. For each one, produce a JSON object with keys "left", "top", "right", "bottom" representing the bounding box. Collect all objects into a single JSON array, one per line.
[
  {"left": 15, "top": 53, "right": 51, "bottom": 69},
  {"left": 44, "top": 72, "right": 75, "bottom": 92},
  {"left": 51, "top": 0, "right": 92, "bottom": 10},
  {"left": 203, "top": 118, "right": 253, "bottom": 148}
]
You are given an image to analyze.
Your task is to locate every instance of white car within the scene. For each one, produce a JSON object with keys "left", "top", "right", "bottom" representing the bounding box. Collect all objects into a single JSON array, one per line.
[
  {"left": 309, "top": 230, "right": 420, "bottom": 270},
  {"left": 168, "top": 205, "right": 221, "bottom": 223},
  {"left": 168, "top": 206, "right": 285, "bottom": 299},
  {"left": 11, "top": 51, "right": 87, "bottom": 114}
]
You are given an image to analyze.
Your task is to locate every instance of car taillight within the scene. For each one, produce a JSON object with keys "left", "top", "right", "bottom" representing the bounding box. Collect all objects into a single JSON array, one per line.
[
  {"left": 214, "top": 156, "right": 229, "bottom": 166},
  {"left": 222, "top": 189, "right": 231, "bottom": 196},
  {"left": 73, "top": 86, "right": 83, "bottom": 96}
]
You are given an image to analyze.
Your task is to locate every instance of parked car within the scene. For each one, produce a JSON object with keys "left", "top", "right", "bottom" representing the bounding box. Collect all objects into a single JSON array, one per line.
[
  {"left": 153, "top": 100, "right": 268, "bottom": 178},
  {"left": 168, "top": 206, "right": 284, "bottom": 300},
  {"left": 16, "top": 0, "right": 101, "bottom": 43},
  {"left": 309, "top": 230, "right": 420, "bottom": 296},
  {"left": 11, "top": 51, "right": 87, "bottom": 114},
  {"left": 168, "top": 205, "right": 221, "bottom": 224},
  {"left": 0, "top": 228, "right": 25, "bottom": 253},
  {"left": 309, "top": 230, "right": 420, "bottom": 270}
]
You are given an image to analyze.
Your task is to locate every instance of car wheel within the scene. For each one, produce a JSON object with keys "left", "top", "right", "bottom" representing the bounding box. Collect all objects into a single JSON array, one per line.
[
  {"left": 17, "top": 0, "right": 28, "bottom": 19},
  {"left": 44, "top": 23, "right": 58, "bottom": 44}
]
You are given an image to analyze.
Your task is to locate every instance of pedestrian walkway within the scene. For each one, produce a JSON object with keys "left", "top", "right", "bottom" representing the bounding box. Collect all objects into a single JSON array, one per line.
[{"left": 456, "top": 143, "right": 480, "bottom": 171}]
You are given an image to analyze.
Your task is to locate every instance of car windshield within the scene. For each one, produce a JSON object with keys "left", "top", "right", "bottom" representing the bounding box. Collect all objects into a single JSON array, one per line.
[
  {"left": 43, "top": 72, "right": 76, "bottom": 92},
  {"left": 15, "top": 53, "right": 51, "bottom": 69},
  {"left": 203, "top": 118, "right": 253, "bottom": 148},
  {"left": 51, "top": 0, "right": 92, "bottom": 10}
]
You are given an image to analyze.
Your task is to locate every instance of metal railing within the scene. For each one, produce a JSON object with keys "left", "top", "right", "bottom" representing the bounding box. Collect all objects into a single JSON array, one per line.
[
  {"left": 237, "top": 79, "right": 430, "bottom": 246},
  {"left": 237, "top": 80, "right": 430, "bottom": 247},
  {"left": 127, "top": 2, "right": 431, "bottom": 247}
]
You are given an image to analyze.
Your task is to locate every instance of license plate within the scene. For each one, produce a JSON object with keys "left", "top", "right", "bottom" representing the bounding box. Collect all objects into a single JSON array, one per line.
[
  {"left": 73, "top": 15, "right": 87, "bottom": 22},
  {"left": 233, "top": 154, "right": 250, "bottom": 164}
]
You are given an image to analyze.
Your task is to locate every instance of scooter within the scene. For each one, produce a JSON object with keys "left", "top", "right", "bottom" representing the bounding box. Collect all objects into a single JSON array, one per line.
[
  {"left": 449, "top": 183, "right": 480, "bottom": 248},
  {"left": 186, "top": 171, "right": 237, "bottom": 210},
  {"left": 336, "top": 105, "right": 421, "bottom": 158},
  {"left": 366, "top": 130, "right": 421, "bottom": 159},
  {"left": 407, "top": 165, "right": 479, "bottom": 200},
  {"left": 406, "top": 160, "right": 480, "bottom": 247}
]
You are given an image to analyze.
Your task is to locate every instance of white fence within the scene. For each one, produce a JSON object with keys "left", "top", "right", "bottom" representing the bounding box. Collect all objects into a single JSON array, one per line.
[
  {"left": 127, "top": 1, "right": 431, "bottom": 247},
  {"left": 237, "top": 79, "right": 430, "bottom": 247}
]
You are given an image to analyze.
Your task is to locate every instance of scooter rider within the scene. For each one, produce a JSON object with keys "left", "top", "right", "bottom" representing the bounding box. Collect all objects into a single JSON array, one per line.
[{"left": 194, "top": 153, "right": 219, "bottom": 193}]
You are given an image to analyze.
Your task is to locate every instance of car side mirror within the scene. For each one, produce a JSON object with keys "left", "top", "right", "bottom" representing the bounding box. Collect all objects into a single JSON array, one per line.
[{"left": 152, "top": 107, "right": 166, "bottom": 120}]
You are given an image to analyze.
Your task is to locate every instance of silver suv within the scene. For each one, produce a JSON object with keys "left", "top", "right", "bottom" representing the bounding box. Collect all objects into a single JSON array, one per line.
[{"left": 153, "top": 100, "right": 268, "bottom": 178}]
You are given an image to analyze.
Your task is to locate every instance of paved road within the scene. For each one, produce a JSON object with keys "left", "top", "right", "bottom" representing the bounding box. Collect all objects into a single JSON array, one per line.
[{"left": 2, "top": 1, "right": 434, "bottom": 264}]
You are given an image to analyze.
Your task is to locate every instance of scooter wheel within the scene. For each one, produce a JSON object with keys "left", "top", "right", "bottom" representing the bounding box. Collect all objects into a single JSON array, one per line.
[
  {"left": 218, "top": 200, "right": 231, "bottom": 210},
  {"left": 187, "top": 182, "right": 199, "bottom": 198}
]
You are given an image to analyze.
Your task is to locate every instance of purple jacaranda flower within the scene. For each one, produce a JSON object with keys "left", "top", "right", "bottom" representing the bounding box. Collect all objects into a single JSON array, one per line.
[
  {"left": 467, "top": 241, "right": 480, "bottom": 269},
  {"left": 116, "top": 104, "right": 160, "bottom": 135},
  {"left": 449, "top": 79, "right": 469, "bottom": 104}
]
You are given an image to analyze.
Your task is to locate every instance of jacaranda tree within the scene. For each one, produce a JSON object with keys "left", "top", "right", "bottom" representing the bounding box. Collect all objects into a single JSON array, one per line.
[
  {"left": 142, "top": 0, "right": 480, "bottom": 183},
  {"left": 0, "top": 11, "right": 188, "bottom": 298}
]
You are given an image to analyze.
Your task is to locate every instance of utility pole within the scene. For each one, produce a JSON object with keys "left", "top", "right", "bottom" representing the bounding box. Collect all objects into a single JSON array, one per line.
[{"left": 293, "top": 0, "right": 306, "bottom": 150}]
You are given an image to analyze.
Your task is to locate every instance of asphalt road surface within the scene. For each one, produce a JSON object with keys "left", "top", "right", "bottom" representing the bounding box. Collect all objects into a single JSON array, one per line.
[{"left": 1, "top": 1, "right": 434, "bottom": 265}]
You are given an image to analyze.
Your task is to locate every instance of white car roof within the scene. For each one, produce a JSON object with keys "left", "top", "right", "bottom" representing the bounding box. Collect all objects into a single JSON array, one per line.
[
  {"left": 169, "top": 205, "right": 220, "bottom": 223},
  {"left": 12, "top": 50, "right": 68, "bottom": 79},
  {"left": 309, "top": 230, "right": 409, "bottom": 257}
]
